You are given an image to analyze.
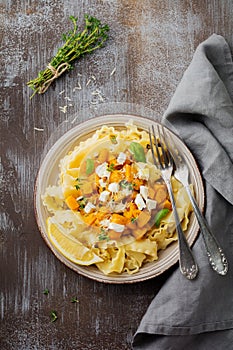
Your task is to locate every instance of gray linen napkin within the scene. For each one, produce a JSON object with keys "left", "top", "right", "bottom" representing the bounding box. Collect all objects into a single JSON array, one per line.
[{"left": 133, "top": 34, "right": 233, "bottom": 350}]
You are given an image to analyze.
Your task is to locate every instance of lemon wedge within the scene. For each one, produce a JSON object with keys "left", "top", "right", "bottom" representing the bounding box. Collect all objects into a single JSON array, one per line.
[{"left": 47, "top": 218, "right": 103, "bottom": 265}]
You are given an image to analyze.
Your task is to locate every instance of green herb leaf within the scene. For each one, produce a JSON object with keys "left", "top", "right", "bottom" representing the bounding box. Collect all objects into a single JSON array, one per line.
[
  {"left": 130, "top": 217, "right": 137, "bottom": 223},
  {"left": 43, "top": 288, "right": 49, "bottom": 295},
  {"left": 154, "top": 208, "right": 170, "bottom": 227},
  {"left": 71, "top": 297, "right": 79, "bottom": 303},
  {"left": 75, "top": 177, "right": 82, "bottom": 190},
  {"left": 98, "top": 230, "right": 110, "bottom": 241},
  {"left": 86, "top": 158, "right": 95, "bottom": 175},
  {"left": 110, "top": 135, "right": 117, "bottom": 144},
  {"left": 107, "top": 163, "right": 115, "bottom": 172},
  {"left": 129, "top": 142, "right": 146, "bottom": 163},
  {"left": 119, "top": 180, "right": 133, "bottom": 190},
  {"left": 27, "top": 15, "right": 109, "bottom": 97},
  {"left": 50, "top": 310, "right": 58, "bottom": 322},
  {"left": 77, "top": 196, "right": 87, "bottom": 209}
]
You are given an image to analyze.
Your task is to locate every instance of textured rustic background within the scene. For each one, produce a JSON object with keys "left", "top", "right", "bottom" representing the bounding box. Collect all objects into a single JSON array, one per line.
[{"left": 1, "top": 1, "right": 233, "bottom": 349}]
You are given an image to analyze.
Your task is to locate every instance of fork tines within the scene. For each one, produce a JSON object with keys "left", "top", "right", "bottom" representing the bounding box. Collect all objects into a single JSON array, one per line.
[{"left": 149, "top": 125, "right": 172, "bottom": 169}]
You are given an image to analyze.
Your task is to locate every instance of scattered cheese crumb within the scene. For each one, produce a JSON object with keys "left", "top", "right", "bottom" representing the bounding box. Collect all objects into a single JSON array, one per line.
[
  {"left": 64, "top": 96, "right": 72, "bottom": 101},
  {"left": 86, "top": 79, "right": 91, "bottom": 87},
  {"left": 34, "top": 127, "right": 44, "bottom": 131},
  {"left": 59, "top": 105, "right": 68, "bottom": 113},
  {"left": 73, "top": 82, "right": 82, "bottom": 91},
  {"left": 110, "top": 67, "right": 116, "bottom": 76}
]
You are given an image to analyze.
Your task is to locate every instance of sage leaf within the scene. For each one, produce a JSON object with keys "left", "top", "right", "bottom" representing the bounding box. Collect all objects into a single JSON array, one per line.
[{"left": 129, "top": 142, "right": 146, "bottom": 162}]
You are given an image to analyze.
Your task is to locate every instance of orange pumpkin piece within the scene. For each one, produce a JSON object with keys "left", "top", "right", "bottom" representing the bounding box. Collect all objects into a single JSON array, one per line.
[
  {"left": 109, "top": 170, "right": 123, "bottom": 183},
  {"left": 133, "top": 227, "right": 147, "bottom": 240},
  {"left": 136, "top": 210, "right": 151, "bottom": 228},
  {"left": 125, "top": 164, "right": 132, "bottom": 181},
  {"left": 108, "top": 230, "right": 122, "bottom": 240},
  {"left": 123, "top": 202, "right": 140, "bottom": 219},
  {"left": 111, "top": 213, "right": 129, "bottom": 225},
  {"left": 65, "top": 195, "right": 79, "bottom": 210},
  {"left": 154, "top": 187, "right": 167, "bottom": 204},
  {"left": 83, "top": 213, "right": 97, "bottom": 226},
  {"left": 126, "top": 220, "right": 137, "bottom": 230},
  {"left": 132, "top": 178, "right": 144, "bottom": 191},
  {"left": 148, "top": 186, "right": 155, "bottom": 199},
  {"left": 158, "top": 199, "right": 172, "bottom": 211}
]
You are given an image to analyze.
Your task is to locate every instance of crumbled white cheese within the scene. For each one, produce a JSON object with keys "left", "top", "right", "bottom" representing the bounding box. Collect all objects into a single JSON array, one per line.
[
  {"left": 135, "top": 193, "right": 146, "bottom": 210},
  {"left": 108, "top": 222, "right": 125, "bottom": 232},
  {"left": 113, "top": 201, "right": 127, "bottom": 213},
  {"left": 137, "top": 167, "right": 149, "bottom": 181},
  {"left": 146, "top": 198, "right": 157, "bottom": 211},
  {"left": 95, "top": 162, "right": 110, "bottom": 178},
  {"left": 140, "top": 186, "right": 148, "bottom": 200},
  {"left": 117, "top": 152, "right": 126, "bottom": 164},
  {"left": 99, "top": 179, "right": 107, "bottom": 188},
  {"left": 84, "top": 202, "right": 96, "bottom": 214},
  {"left": 100, "top": 218, "right": 110, "bottom": 227},
  {"left": 99, "top": 190, "right": 110, "bottom": 202},
  {"left": 108, "top": 182, "right": 119, "bottom": 193}
]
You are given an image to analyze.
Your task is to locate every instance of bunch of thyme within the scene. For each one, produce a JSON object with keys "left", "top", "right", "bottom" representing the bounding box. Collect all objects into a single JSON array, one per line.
[{"left": 27, "top": 15, "right": 109, "bottom": 97}]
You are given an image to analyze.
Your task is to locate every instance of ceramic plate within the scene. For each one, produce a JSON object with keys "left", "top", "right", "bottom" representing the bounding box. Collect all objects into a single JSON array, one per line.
[{"left": 34, "top": 114, "right": 204, "bottom": 283}]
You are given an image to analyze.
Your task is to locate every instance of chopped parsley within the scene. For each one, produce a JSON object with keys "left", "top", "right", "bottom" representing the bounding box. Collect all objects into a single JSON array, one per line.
[
  {"left": 130, "top": 217, "right": 137, "bottom": 223},
  {"left": 98, "top": 229, "right": 110, "bottom": 241},
  {"left": 120, "top": 180, "right": 133, "bottom": 190},
  {"left": 110, "top": 135, "right": 117, "bottom": 144},
  {"left": 107, "top": 163, "right": 115, "bottom": 172},
  {"left": 75, "top": 177, "right": 82, "bottom": 190}
]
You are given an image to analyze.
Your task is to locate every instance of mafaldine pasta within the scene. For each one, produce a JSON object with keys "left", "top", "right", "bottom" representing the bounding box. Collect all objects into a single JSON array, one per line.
[{"left": 42, "top": 122, "right": 193, "bottom": 275}]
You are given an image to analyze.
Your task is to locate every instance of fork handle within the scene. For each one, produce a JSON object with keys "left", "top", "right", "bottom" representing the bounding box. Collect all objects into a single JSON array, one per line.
[
  {"left": 166, "top": 181, "right": 198, "bottom": 280},
  {"left": 185, "top": 186, "right": 228, "bottom": 276}
]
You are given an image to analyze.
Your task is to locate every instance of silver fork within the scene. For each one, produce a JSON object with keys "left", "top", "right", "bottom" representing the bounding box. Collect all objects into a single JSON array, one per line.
[
  {"left": 166, "top": 133, "right": 228, "bottom": 276},
  {"left": 149, "top": 125, "right": 198, "bottom": 280}
]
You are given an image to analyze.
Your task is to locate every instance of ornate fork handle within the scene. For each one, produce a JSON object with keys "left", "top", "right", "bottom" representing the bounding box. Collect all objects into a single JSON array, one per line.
[
  {"left": 185, "top": 186, "right": 228, "bottom": 275},
  {"left": 165, "top": 180, "right": 198, "bottom": 280}
]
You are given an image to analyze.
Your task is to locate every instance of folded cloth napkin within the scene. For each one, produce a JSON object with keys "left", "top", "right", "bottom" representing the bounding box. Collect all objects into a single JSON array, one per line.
[{"left": 133, "top": 34, "right": 233, "bottom": 350}]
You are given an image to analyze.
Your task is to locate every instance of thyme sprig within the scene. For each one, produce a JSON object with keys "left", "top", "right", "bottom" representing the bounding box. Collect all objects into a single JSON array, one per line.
[{"left": 27, "top": 15, "right": 109, "bottom": 97}]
